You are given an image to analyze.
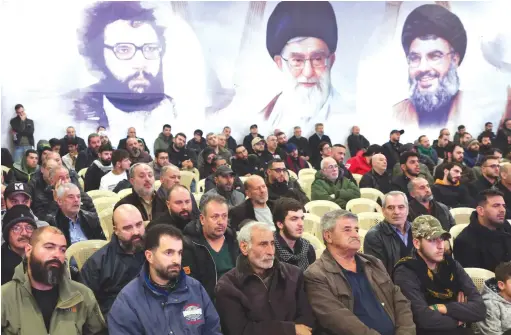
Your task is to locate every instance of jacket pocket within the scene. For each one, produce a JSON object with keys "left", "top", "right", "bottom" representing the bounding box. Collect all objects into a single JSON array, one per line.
[{"left": 54, "top": 320, "right": 81, "bottom": 335}]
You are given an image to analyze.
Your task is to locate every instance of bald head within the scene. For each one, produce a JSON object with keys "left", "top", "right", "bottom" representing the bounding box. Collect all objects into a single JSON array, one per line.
[
  {"left": 245, "top": 175, "right": 265, "bottom": 191},
  {"left": 371, "top": 153, "right": 387, "bottom": 173},
  {"left": 500, "top": 163, "right": 511, "bottom": 185},
  {"left": 113, "top": 204, "right": 143, "bottom": 228},
  {"left": 113, "top": 204, "right": 145, "bottom": 252},
  {"left": 321, "top": 157, "right": 336, "bottom": 169}
]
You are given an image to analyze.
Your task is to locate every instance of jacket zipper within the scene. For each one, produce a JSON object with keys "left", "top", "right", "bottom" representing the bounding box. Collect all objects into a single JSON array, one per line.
[{"left": 193, "top": 241, "right": 218, "bottom": 285}]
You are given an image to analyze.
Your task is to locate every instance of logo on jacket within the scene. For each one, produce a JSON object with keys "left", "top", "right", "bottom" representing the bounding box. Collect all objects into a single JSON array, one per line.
[{"left": 182, "top": 303, "right": 203, "bottom": 324}]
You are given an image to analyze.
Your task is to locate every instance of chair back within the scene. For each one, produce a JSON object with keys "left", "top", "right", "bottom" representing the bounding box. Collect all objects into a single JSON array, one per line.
[
  {"left": 86, "top": 189, "right": 118, "bottom": 201},
  {"left": 93, "top": 196, "right": 119, "bottom": 213},
  {"left": 304, "top": 200, "right": 341, "bottom": 218},
  {"left": 288, "top": 170, "right": 298, "bottom": 180},
  {"left": 464, "top": 268, "right": 495, "bottom": 292},
  {"left": 298, "top": 168, "right": 317, "bottom": 180},
  {"left": 357, "top": 212, "right": 385, "bottom": 230},
  {"left": 360, "top": 188, "right": 385, "bottom": 204},
  {"left": 346, "top": 198, "right": 382, "bottom": 214},
  {"left": 98, "top": 208, "right": 114, "bottom": 240},
  {"left": 302, "top": 232, "right": 325, "bottom": 259},
  {"left": 1, "top": 165, "right": 11, "bottom": 174},
  {"left": 78, "top": 168, "right": 88, "bottom": 178},
  {"left": 352, "top": 174, "right": 363, "bottom": 186},
  {"left": 298, "top": 174, "right": 315, "bottom": 200},
  {"left": 66, "top": 240, "right": 108, "bottom": 272},
  {"left": 306, "top": 161, "right": 313, "bottom": 169},
  {"left": 303, "top": 213, "right": 322, "bottom": 239},
  {"left": 449, "top": 207, "right": 475, "bottom": 225},
  {"left": 197, "top": 179, "right": 206, "bottom": 193},
  {"left": 450, "top": 223, "right": 469, "bottom": 254},
  {"left": 358, "top": 228, "right": 368, "bottom": 253},
  {"left": 180, "top": 171, "right": 195, "bottom": 191},
  {"left": 154, "top": 180, "right": 162, "bottom": 191},
  {"left": 118, "top": 188, "right": 132, "bottom": 199}
]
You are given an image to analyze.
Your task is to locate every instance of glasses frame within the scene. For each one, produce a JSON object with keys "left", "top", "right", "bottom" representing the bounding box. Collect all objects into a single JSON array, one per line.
[
  {"left": 407, "top": 51, "right": 453, "bottom": 69},
  {"left": 104, "top": 43, "right": 162, "bottom": 60},
  {"left": 280, "top": 53, "right": 330, "bottom": 70}
]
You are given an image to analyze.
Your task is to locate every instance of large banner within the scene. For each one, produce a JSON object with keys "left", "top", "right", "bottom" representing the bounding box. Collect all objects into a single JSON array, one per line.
[{"left": 1, "top": 1, "right": 511, "bottom": 151}]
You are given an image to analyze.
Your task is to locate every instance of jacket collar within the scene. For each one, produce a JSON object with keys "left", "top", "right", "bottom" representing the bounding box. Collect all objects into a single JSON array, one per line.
[
  {"left": 138, "top": 262, "right": 188, "bottom": 298},
  {"left": 468, "top": 211, "right": 511, "bottom": 236},
  {"left": 379, "top": 220, "right": 411, "bottom": 236},
  {"left": 183, "top": 219, "right": 236, "bottom": 243},
  {"left": 320, "top": 249, "right": 374, "bottom": 273},
  {"left": 235, "top": 254, "right": 285, "bottom": 284},
  {"left": 13, "top": 261, "right": 84, "bottom": 309}
]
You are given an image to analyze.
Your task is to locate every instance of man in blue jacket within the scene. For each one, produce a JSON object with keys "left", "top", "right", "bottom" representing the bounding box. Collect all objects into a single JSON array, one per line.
[{"left": 108, "top": 224, "right": 221, "bottom": 335}]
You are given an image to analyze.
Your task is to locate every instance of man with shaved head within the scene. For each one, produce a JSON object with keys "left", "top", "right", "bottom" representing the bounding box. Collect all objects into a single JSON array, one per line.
[
  {"left": 359, "top": 153, "right": 393, "bottom": 194},
  {"left": 229, "top": 175, "right": 275, "bottom": 231},
  {"left": 497, "top": 163, "right": 511, "bottom": 212},
  {"left": 311, "top": 157, "right": 360, "bottom": 209},
  {"left": 81, "top": 204, "right": 146, "bottom": 316}
]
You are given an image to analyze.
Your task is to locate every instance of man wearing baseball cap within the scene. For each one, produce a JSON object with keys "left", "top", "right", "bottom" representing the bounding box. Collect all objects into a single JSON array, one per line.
[
  {"left": 393, "top": 215, "right": 485, "bottom": 334},
  {"left": 251, "top": 136, "right": 273, "bottom": 170},
  {"left": 199, "top": 165, "right": 245, "bottom": 209},
  {"left": 1, "top": 205, "right": 37, "bottom": 284},
  {"left": 382, "top": 129, "right": 405, "bottom": 172}
]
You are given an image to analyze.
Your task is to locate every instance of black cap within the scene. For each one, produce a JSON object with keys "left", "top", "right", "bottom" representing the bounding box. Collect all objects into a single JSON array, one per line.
[
  {"left": 363, "top": 144, "right": 383, "bottom": 157},
  {"left": 214, "top": 165, "right": 235, "bottom": 178},
  {"left": 390, "top": 129, "right": 405, "bottom": 135},
  {"left": 399, "top": 143, "right": 417, "bottom": 154},
  {"left": 4, "top": 182, "right": 31, "bottom": 200},
  {"left": 2, "top": 205, "right": 37, "bottom": 238}
]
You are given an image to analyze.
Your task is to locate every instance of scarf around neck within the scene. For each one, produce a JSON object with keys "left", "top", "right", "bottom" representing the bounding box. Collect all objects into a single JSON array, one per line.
[{"left": 274, "top": 232, "right": 311, "bottom": 271}]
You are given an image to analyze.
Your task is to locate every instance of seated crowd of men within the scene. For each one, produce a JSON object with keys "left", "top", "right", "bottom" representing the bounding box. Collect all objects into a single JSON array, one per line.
[{"left": 3, "top": 120, "right": 511, "bottom": 335}]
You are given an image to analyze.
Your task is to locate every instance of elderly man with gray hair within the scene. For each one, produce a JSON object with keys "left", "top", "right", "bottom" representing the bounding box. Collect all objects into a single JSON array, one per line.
[
  {"left": 305, "top": 209, "right": 415, "bottom": 335},
  {"left": 364, "top": 191, "right": 414, "bottom": 274},
  {"left": 215, "top": 221, "right": 315, "bottom": 335}
]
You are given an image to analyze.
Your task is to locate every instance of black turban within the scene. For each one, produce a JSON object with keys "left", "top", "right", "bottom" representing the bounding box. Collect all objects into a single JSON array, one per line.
[
  {"left": 266, "top": 1, "right": 338, "bottom": 58},
  {"left": 402, "top": 4, "right": 467, "bottom": 65}
]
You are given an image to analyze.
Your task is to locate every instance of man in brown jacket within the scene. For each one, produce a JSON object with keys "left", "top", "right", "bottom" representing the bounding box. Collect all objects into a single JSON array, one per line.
[
  {"left": 304, "top": 209, "right": 415, "bottom": 335},
  {"left": 215, "top": 221, "right": 315, "bottom": 335}
]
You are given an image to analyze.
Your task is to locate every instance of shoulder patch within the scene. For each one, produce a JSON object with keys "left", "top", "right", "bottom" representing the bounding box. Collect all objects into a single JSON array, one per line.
[{"left": 183, "top": 266, "right": 191, "bottom": 275}]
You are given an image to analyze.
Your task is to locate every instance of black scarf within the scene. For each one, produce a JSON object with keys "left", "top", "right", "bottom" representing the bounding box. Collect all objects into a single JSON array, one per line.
[
  {"left": 395, "top": 250, "right": 459, "bottom": 305},
  {"left": 273, "top": 232, "right": 311, "bottom": 271}
]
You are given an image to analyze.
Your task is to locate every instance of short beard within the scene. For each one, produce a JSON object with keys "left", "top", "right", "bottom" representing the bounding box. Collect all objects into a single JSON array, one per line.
[
  {"left": 409, "top": 61, "right": 460, "bottom": 114},
  {"left": 406, "top": 168, "right": 420, "bottom": 177},
  {"left": 416, "top": 194, "right": 434, "bottom": 203},
  {"left": 155, "top": 263, "right": 180, "bottom": 281},
  {"left": 29, "top": 257, "right": 64, "bottom": 286},
  {"left": 130, "top": 147, "right": 141, "bottom": 157},
  {"left": 119, "top": 235, "right": 145, "bottom": 253}
]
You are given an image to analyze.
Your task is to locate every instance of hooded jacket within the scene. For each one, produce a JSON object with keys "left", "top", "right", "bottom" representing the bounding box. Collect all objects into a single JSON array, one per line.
[
  {"left": 153, "top": 132, "right": 173, "bottom": 153},
  {"left": 7, "top": 154, "right": 37, "bottom": 183},
  {"left": 311, "top": 171, "right": 360, "bottom": 209},
  {"left": 182, "top": 220, "right": 240, "bottom": 300},
  {"left": 476, "top": 277, "right": 511, "bottom": 335},
  {"left": 345, "top": 150, "right": 371, "bottom": 175},
  {"left": 107, "top": 264, "right": 221, "bottom": 335},
  {"left": 83, "top": 159, "right": 112, "bottom": 192},
  {"left": 454, "top": 211, "right": 511, "bottom": 272},
  {"left": 1, "top": 262, "right": 106, "bottom": 335}
]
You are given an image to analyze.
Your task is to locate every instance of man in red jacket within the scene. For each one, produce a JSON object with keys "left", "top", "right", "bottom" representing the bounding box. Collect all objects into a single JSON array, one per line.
[{"left": 345, "top": 145, "right": 382, "bottom": 175}]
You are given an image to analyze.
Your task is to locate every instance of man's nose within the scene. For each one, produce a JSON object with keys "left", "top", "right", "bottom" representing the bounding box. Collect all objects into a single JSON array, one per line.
[{"left": 301, "top": 60, "right": 315, "bottom": 79}]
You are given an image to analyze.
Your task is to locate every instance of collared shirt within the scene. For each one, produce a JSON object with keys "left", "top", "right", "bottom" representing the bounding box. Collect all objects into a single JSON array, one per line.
[
  {"left": 69, "top": 216, "right": 88, "bottom": 244},
  {"left": 391, "top": 222, "right": 411, "bottom": 246},
  {"left": 140, "top": 196, "right": 153, "bottom": 221}
]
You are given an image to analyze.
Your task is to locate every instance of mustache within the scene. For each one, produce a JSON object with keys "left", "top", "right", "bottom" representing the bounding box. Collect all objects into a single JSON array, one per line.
[
  {"left": 125, "top": 70, "right": 156, "bottom": 83},
  {"left": 45, "top": 259, "right": 63, "bottom": 268},
  {"left": 131, "top": 235, "right": 143, "bottom": 242},
  {"left": 414, "top": 70, "right": 440, "bottom": 81},
  {"left": 17, "top": 236, "right": 30, "bottom": 243}
]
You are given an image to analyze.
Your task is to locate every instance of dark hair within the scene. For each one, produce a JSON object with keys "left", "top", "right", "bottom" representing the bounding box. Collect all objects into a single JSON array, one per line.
[
  {"left": 212, "top": 156, "right": 226, "bottom": 168},
  {"left": 480, "top": 155, "right": 500, "bottom": 166},
  {"left": 480, "top": 131, "right": 493, "bottom": 140},
  {"left": 485, "top": 122, "right": 493, "bottom": 127},
  {"left": 319, "top": 141, "right": 330, "bottom": 152},
  {"left": 273, "top": 197, "right": 304, "bottom": 230},
  {"left": 448, "top": 143, "right": 464, "bottom": 154},
  {"left": 201, "top": 194, "right": 228, "bottom": 216},
  {"left": 96, "top": 125, "right": 106, "bottom": 132},
  {"left": 276, "top": 132, "right": 285, "bottom": 138},
  {"left": 493, "top": 148, "right": 503, "bottom": 155},
  {"left": 98, "top": 143, "right": 113, "bottom": 153},
  {"left": 418, "top": 135, "right": 427, "bottom": 143},
  {"left": 49, "top": 138, "right": 61, "bottom": 148},
  {"left": 235, "top": 144, "right": 245, "bottom": 150},
  {"left": 66, "top": 137, "right": 79, "bottom": 146},
  {"left": 167, "top": 184, "right": 189, "bottom": 201},
  {"left": 443, "top": 162, "right": 463, "bottom": 172},
  {"left": 496, "top": 262, "right": 511, "bottom": 284},
  {"left": 175, "top": 132, "right": 186, "bottom": 140},
  {"left": 112, "top": 149, "right": 130, "bottom": 166},
  {"left": 194, "top": 129, "right": 203, "bottom": 136},
  {"left": 162, "top": 124, "right": 171, "bottom": 130},
  {"left": 144, "top": 224, "right": 183, "bottom": 251},
  {"left": 25, "top": 149, "right": 38, "bottom": 157},
  {"left": 88, "top": 133, "right": 100, "bottom": 144},
  {"left": 476, "top": 189, "right": 505, "bottom": 207},
  {"left": 267, "top": 158, "right": 284, "bottom": 170},
  {"left": 78, "top": 1, "right": 166, "bottom": 76},
  {"left": 250, "top": 124, "right": 258, "bottom": 129},
  {"left": 154, "top": 149, "right": 168, "bottom": 159},
  {"left": 399, "top": 151, "right": 419, "bottom": 165},
  {"left": 333, "top": 144, "right": 346, "bottom": 149},
  {"left": 14, "top": 104, "right": 24, "bottom": 111},
  {"left": 458, "top": 125, "right": 466, "bottom": 131}
]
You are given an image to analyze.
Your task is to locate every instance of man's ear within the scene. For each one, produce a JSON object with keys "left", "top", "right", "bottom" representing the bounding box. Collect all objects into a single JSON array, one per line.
[
  {"left": 452, "top": 52, "right": 460, "bottom": 67},
  {"left": 328, "top": 53, "right": 336, "bottom": 68},
  {"left": 274, "top": 55, "right": 283, "bottom": 70},
  {"left": 240, "top": 241, "right": 249, "bottom": 256}
]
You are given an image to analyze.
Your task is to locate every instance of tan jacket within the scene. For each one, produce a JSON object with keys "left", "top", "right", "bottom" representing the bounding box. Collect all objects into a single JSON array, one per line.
[{"left": 304, "top": 250, "right": 415, "bottom": 335}]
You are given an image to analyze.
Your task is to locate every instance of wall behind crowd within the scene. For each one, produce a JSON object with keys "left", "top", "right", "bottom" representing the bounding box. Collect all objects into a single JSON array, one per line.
[{"left": 1, "top": 1, "right": 510, "bottom": 151}]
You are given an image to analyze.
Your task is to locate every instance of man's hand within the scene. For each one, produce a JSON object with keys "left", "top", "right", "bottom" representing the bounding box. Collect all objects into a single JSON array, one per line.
[
  {"left": 457, "top": 291, "right": 467, "bottom": 303},
  {"left": 295, "top": 324, "right": 312, "bottom": 335},
  {"left": 303, "top": 156, "right": 310, "bottom": 161},
  {"left": 182, "top": 160, "right": 193, "bottom": 169},
  {"left": 429, "top": 304, "right": 447, "bottom": 314}
]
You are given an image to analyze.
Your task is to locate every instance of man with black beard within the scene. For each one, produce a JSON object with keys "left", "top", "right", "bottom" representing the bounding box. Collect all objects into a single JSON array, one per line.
[
  {"left": 81, "top": 204, "right": 146, "bottom": 316},
  {"left": 147, "top": 184, "right": 195, "bottom": 231},
  {"left": 393, "top": 4, "right": 467, "bottom": 127},
  {"left": 200, "top": 166, "right": 245, "bottom": 209},
  {"left": 69, "top": 1, "right": 175, "bottom": 133},
  {"left": 84, "top": 143, "right": 113, "bottom": 191},
  {"left": 1, "top": 226, "right": 106, "bottom": 334},
  {"left": 265, "top": 159, "right": 309, "bottom": 206},
  {"left": 391, "top": 151, "right": 421, "bottom": 200}
]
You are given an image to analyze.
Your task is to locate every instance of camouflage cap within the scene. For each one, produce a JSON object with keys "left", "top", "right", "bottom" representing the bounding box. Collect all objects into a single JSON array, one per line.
[{"left": 411, "top": 215, "right": 451, "bottom": 240}]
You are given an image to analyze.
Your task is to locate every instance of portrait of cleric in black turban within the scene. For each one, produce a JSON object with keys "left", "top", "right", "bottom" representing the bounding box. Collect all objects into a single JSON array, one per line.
[
  {"left": 261, "top": 1, "right": 349, "bottom": 131},
  {"left": 393, "top": 4, "right": 467, "bottom": 128},
  {"left": 67, "top": 1, "right": 175, "bottom": 129}
]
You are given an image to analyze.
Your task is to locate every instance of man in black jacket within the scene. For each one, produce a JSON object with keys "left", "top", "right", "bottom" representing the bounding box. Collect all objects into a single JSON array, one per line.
[
  {"left": 243, "top": 124, "right": 264, "bottom": 155},
  {"left": 50, "top": 182, "right": 105, "bottom": 246},
  {"left": 117, "top": 127, "right": 150, "bottom": 154},
  {"left": 231, "top": 145, "right": 261, "bottom": 177},
  {"left": 454, "top": 189, "right": 511, "bottom": 272},
  {"left": 59, "top": 126, "right": 87, "bottom": 157},
  {"left": 158, "top": 165, "right": 200, "bottom": 217},
  {"left": 222, "top": 126, "right": 237, "bottom": 153},
  {"left": 83, "top": 143, "right": 113, "bottom": 191},
  {"left": 204, "top": 157, "right": 244, "bottom": 194},
  {"left": 80, "top": 204, "right": 145, "bottom": 316},
  {"left": 146, "top": 184, "right": 195, "bottom": 231},
  {"left": 186, "top": 129, "right": 207, "bottom": 157},
  {"left": 10, "top": 104, "right": 35, "bottom": 164},
  {"left": 391, "top": 151, "right": 420, "bottom": 200},
  {"left": 288, "top": 126, "right": 311, "bottom": 160},
  {"left": 407, "top": 178, "right": 455, "bottom": 232},
  {"left": 167, "top": 132, "right": 197, "bottom": 170},
  {"left": 394, "top": 215, "right": 486, "bottom": 335},
  {"left": 347, "top": 125, "right": 370, "bottom": 157},
  {"left": 469, "top": 155, "right": 500, "bottom": 198},
  {"left": 359, "top": 153, "right": 393, "bottom": 194},
  {"left": 382, "top": 129, "right": 404, "bottom": 173},
  {"left": 265, "top": 159, "right": 309, "bottom": 206},
  {"left": 182, "top": 195, "right": 239, "bottom": 300},
  {"left": 432, "top": 162, "right": 474, "bottom": 208},
  {"left": 308, "top": 123, "right": 331, "bottom": 170},
  {"left": 75, "top": 133, "right": 102, "bottom": 172}
]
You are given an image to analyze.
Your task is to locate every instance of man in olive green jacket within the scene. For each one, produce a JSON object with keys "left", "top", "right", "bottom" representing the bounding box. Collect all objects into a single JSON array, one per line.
[
  {"left": 1, "top": 226, "right": 106, "bottom": 335},
  {"left": 311, "top": 157, "right": 360, "bottom": 209}
]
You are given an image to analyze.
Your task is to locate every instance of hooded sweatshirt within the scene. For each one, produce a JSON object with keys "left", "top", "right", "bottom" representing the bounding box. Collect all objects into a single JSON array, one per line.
[
  {"left": 345, "top": 150, "right": 371, "bottom": 175},
  {"left": 84, "top": 159, "right": 113, "bottom": 192},
  {"left": 476, "top": 277, "right": 511, "bottom": 335},
  {"left": 153, "top": 132, "right": 173, "bottom": 153},
  {"left": 7, "top": 153, "right": 37, "bottom": 183}
]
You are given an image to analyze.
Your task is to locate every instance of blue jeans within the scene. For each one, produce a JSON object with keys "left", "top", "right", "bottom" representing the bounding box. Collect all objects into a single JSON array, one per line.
[
  {"left": 13, "top": 145, "right": 33, "bottom": 164},
  {"left": 190, "top": 179, "right": 197, "bottom": 193}
]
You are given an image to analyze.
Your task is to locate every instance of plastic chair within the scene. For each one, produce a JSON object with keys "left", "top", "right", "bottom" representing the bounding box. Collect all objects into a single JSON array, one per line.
[
  {"left": 359, "top": 228, "right": 368, "bottom": 253},
  {"left": 360, "top": 188, "right": 385, "bottom": 204},
  {"left": 117, "top": 188, "right": 132, "bottom": 199},
  {"left": 298, "top": 174, "right": 315, "bottom": 200},
  {"left": 154, "top": 180, "right": 162, "bottom": 191},
  {"left": 191, "top": 168, "right": 201, "bottom": 186},
  {"left": 305, "top": 200, "right": 341, "bottom": 218},
  {"left": 78, "top": 178, "right": 84, "bottom": 191},
  {"left": 180, "top": 170, "right": 195, "bottom": 191},
  {"left": 98, "top": 208, "right": 114, "bottom": 241},
  {"left": 298, "top": 168, "right": 316, "bottom": 180},
  {"left": 239, "top": 176, "right": 248, "bottom": 184},
  {"left": 78, "top": 168, "right": 88, "bottom": 178},
  {"left": 1, "top": 165, "right": 10, "bottom": 174},
  {"left": 303, "top": 213, "right": 322, "bottom": 239},
  {"left": 197, "top": 179, "right": 206, "bottom": 193},
  {"left": 194, "top": 193, "right": 204, "bottom": 207},
  {"left": 288, "top": 170, "right": 298, "bottom": 180},
  {"left": 450, "top": 207, "right": 475, "bottom": 225},
  {"left": 352, "top": 173, "right": 363, "bottom": 186},
  {"left": 464, "top": 268, "right": 495, "bottom": 292},
  {"left": 93, "top": 196, "right": 119, "bottom": 214},
  {"left": 449, "top": 223, "right": 469, "bottom": 251},
  {"left": 306, "top": 161, "right": 313, "bottom": 169},
  {"left": 143, "top": 221, "right": 150, "bottom": 227},
  {"left": 302, "top": 232, "right": 325, "bottom": 259},
  {"left": 357, "top": 212, "right": 384, "bottom": 230},
  {"left": 66, "top": 240, "right": 108, "bottom": 272},
  {"left": 86, "top": 189, "right": 118, "bottom": 200},
  {"left": 346, "top": 198, "right": 382, "bottom": 214}
]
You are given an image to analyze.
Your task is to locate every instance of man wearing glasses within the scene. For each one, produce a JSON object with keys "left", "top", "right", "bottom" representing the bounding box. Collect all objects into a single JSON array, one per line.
[
  {"left": 262, "top": 1, "right": 350, "bottom": 138},
  {"left": 265, "top": 159, "right": 309, "bottom": 206},
  {"left": 393, "top": 4, "right": 467, "bottom": 127},
  {"left": 69, "top": 2, "right": 175, "bottom": 137}
]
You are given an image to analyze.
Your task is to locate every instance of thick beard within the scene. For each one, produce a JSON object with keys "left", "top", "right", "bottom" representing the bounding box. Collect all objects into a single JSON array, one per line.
[
  {"left": 119, "top": 235, "right": 145, "bottom": 253},
  {"left": 409, "top": 61, "right": 460, "bottom": 114},
  {"left": 155, "top": 263, "right": 180, "bottom": 281},
  {"left": 29, "top": 257, "right": 64, "bottom": 286},
  {"left": 417, "top": 194, "right": 434, "bottom": 203}
]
